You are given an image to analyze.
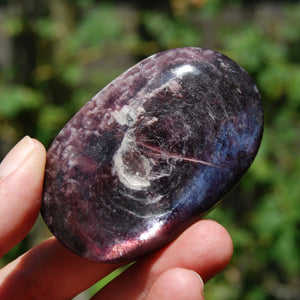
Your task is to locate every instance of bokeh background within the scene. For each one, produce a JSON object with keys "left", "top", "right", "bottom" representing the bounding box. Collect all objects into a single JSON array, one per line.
[{"left": 1, "top": 0, "right": 300, "bottom": 299}]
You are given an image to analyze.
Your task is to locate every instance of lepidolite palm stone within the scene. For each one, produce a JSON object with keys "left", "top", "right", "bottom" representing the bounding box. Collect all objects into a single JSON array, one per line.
[{"left": 41, "top": 47, "right": 263, "bottom": 263}]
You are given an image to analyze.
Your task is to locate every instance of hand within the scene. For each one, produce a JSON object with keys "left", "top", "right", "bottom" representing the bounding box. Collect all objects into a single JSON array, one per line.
[{"left": 0, "top": 136, "right": 233, "bottom": 300}]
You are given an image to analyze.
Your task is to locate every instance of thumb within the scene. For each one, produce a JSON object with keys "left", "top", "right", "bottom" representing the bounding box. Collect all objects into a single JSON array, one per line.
[{"left": 0, "top": 136, "right": 46, "bottom": 257}]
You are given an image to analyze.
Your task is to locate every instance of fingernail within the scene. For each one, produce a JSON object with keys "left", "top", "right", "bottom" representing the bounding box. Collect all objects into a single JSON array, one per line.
[
  {"left": 191, "top": 271, "right": 204, "bottom": 291},
  {"left": 0, "top": 136, "right": 34, "bottom": 179}
]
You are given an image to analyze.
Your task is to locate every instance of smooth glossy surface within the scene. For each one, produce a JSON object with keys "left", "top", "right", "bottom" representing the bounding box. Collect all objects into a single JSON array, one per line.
[{"left": 41, "top": 47, "right": 263, "bottom": 263}]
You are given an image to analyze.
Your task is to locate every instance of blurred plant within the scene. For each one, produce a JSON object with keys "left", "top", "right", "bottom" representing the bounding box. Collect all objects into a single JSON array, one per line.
[{"left": 204, "top": 3, "right": 300, "bottom": 299}]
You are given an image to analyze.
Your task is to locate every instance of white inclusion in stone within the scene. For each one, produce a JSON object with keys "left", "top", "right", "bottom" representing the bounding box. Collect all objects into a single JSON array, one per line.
[
  {"left": 205, "top": 49, "right": 215, "bottom": 55},
  {"left": 114, "top": 153, "right": 152, "bottom": 191},
  {"left": 253, "top": 84, "right": 259, "bottom": 94},
  {"left": 173, "top": 64, "right": 198, "bottom": 77},
  {"left": 112, "top": 130, "right": 170, "bottom": 191},
  {"left": 112, "top": 105, "right": 145, "bottom": 127},
  {"left": 112, "top": 131, "right": 153, "bottom": 191}
]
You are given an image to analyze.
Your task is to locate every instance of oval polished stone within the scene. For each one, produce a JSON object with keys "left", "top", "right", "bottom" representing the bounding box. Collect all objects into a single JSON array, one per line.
[{"left": 41, "top": 47, "right": 264, "bottom": 263}]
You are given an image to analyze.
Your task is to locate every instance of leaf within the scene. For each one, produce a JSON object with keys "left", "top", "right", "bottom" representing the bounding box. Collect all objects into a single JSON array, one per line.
[
  {"left": 142, "top": 11, "right": 201, "bottom": 48},
  {"left": 67, "top": 4, "right": 123, "bottom": 52},
  {"left": 0, "top": 86, "right": 43, "bottom": 119}
]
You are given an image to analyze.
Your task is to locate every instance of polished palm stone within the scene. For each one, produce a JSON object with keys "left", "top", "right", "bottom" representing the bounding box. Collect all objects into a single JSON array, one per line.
[{"left": 41, "top": 47, "right": 264, "bottom": 263}]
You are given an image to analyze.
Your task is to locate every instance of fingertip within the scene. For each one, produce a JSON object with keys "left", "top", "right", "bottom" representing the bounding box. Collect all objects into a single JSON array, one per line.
[
  {"left": 31, "top": 138, "right": 47, "bottom": 158},
  {"left": 88, "top": 219, "right": 233, "bottom": 300},
  {"left": 23, "top": 137, "right": 47, "bottom": 195},
  {"left": 0, "top": 136, "right": 34, "bottom": 180},
  {"left": 203, "top": 219, "right": 233, "bottom": 254},
  {"left": 154, "top": 219, "right": 233, "bottom": 283},
  {"left": 0, "top": 136, "right": 46, "bottom": 183},
  {"left": 147, "top": 268, "right": 205, "bottom": 300},
  {"left": 0, "top": 136, "right": 47, "bottom": 255},
  {"left": 195, "top": 219, "right": 233, "bottom": 281},
  {"left": 204, "top": 219, "right": 233, "bottom": 262}
]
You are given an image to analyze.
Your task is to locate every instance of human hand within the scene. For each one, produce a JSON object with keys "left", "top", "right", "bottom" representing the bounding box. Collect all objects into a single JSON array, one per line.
[{"left": 0, "top": 136, "right": 233, "bottom": 300}]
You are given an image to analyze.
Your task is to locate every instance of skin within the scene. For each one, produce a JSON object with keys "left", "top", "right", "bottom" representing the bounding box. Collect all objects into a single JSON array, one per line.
[{"left": 0, "top": 136, "right": 233, "bottom": 299}]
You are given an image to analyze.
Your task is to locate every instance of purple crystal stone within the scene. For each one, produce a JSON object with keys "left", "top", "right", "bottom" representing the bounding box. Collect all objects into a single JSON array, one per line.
[{"left": 41, "top": 47, "right": 263, "bottom": 263}]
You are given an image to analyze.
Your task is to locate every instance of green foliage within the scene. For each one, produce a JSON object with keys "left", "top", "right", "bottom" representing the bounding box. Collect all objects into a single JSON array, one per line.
[
  {"left": 88, "top": 263, "right": 134, "bottom": 297},
  {"left": 36, "top": 105, "right": 71, "bottom": 145},
  {"left": 0, "top": 86, "right": 43, "bottom": 119},
  {"left": 207, "top": 4, "right": 300, "bottom": 297},
  {"left": 67, "top": 5, "right": 123, "bottom": 52},
  {"left": 1, "top": 1, "right": 300, "bottom": 299},
  {"left": 142, "top": 11, "right": 202, "bottom": 48}
]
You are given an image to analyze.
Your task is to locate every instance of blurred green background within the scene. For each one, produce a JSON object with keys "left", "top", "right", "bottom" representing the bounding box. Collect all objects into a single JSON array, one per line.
[{"left": 0, "top": 0, "right": 300, "bottom": 299}]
